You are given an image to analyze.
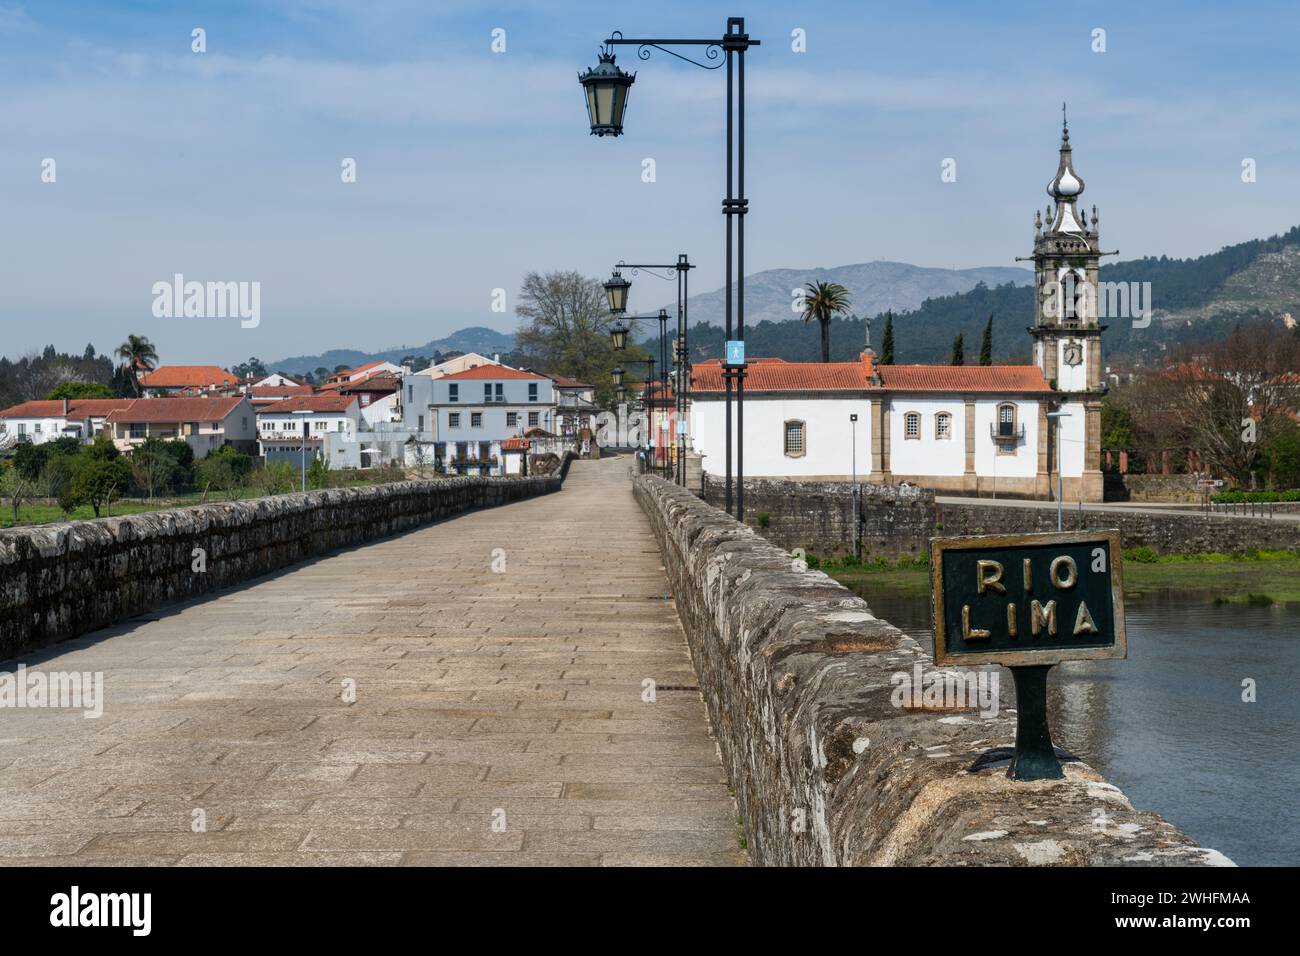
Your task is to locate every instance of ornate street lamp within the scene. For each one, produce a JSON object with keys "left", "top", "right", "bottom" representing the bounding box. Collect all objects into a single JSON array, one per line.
[
  {"left": 611, "top": 365, "right": 624, "bottom": 387},
  {"left": 604, "top": 270, "right": 631, "bottom": 314},
  {"left": 609, "top": 320, "right": 630, "bottom": 351},
  {"left": 581, "top": 19, "right": 758, "bottom": 519},
  {"left": 579, "top": 51, "right": 635, "bottom": 137}
]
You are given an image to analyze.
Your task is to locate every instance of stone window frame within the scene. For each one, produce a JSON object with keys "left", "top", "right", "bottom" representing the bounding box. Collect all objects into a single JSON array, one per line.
[
  {"left": 783, "top": 419, "right": 806, "bottom": 458},
  {"left": 448, "top": 412, "right": 461, "bottom": 429},
  {"left": 935, "top": 411, "right": 952, "bottom": 440},
  {"left": 904, "top": 411, "right": 921, "bottom": 440},
  {"left": 470, "top": 412, "right": 483, "bottom": 428},
  {"left": 996, "top": 402, "right": 1019, "bottom": 456}
]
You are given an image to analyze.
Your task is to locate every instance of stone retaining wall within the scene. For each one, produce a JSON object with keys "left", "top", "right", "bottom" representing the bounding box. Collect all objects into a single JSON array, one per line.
[
  {"left": 0, "top": 476, "right": 559, "bottom": 659},
  {"left": 937, "top": 502, "right": 1300, "bottom": 554},
  {"left": 702, "top": 477, "right": 934, "bottom": 559},
  {"left": 636, "top": 475, "right": 1227, "bottom": 867}
]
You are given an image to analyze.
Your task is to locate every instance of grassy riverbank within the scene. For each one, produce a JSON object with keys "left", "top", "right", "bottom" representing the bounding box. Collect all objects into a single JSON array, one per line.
[{"left": 824, "top": 550, "right": 1300, "bottom": 605}]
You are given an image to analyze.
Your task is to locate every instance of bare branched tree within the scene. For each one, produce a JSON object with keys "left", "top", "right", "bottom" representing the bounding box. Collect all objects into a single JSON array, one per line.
[
  {"left": 1138, "top": 321, "right": 1300, "bottom": 487},
  {"left": 514, "top": 271, "right": 624, "bottom": 394}
]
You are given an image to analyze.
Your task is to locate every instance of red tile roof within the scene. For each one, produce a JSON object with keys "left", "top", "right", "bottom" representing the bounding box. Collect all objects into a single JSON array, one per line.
[
  {"left": 692, "top": 356, "right": 877, "bottom": 393},
  {"left": 877, "top": 365, "right": 1051, "bottom": 392},
  {"left": 139, "top": 366, "right": 239, "bottom": 388},
  {"left": 549, "top": 374, "right": 593, "bottom": 388},
  {"left": 337, "top": 373, "right": 401, "bottom": 393},
  {"left": 0, "top": 399, "right": 134, "bottom": 419},
  {"left": 105, "top": 397, "right": 248, "bottom": 424},
  {"left": 258, "top": 395, "right": 358, "bottom": 414},
  {"left": 442, "top": 365, "right": 548, "bottom": 381}
]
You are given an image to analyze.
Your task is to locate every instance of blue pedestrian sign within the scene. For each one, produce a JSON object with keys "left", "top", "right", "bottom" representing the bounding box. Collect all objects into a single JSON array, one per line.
[{"left": 725, "top": 340, "right": 745, "bottom": 367}]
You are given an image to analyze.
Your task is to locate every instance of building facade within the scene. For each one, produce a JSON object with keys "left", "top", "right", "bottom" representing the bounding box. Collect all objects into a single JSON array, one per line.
[{"left": 689, "top": 115, "right": 1106, "bottom": 502}]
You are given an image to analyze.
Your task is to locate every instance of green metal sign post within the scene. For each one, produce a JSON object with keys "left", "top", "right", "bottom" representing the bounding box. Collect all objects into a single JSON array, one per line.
[{"left": 930, "top": 530, "right": 1127, "bottom": 781}]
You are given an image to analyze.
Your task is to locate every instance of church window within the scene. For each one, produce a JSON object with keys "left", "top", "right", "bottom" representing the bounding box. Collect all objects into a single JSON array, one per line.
[
  {"left": 783, "top": 420, "right": 805, "bottom": 457},
  {"left": 936, "top": 412, "right": 952, "bottom": 440},
  {"left": 904, "top": 412, "right": 920, "bottom": 440}
]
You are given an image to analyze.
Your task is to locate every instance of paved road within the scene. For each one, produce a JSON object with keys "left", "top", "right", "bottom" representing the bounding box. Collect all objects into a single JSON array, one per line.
[{"left": 0, "top": 458, "right": 744, "bottom": 866}]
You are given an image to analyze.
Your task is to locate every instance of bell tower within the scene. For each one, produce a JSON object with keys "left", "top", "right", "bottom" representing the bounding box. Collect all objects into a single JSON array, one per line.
[{"left": 1022, "top": 105, "right": 1113, "bottom": 502}]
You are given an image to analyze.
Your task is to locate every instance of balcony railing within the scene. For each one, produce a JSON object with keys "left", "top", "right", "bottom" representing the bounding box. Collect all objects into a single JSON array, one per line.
[{"left": 990, "top": 423, "right": 1026, "bottom": 442}]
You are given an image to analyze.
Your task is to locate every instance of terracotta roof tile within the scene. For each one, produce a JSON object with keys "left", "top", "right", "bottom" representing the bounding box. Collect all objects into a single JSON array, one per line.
[
  {"left": 139, "top": 366, "right": 239, "bottom": 388},
  {"left": 877, "top": 365, "right": 1051, "bottom": 392},
  {"left": 105, "top": 397, "right": 248, "bottom": 424},
  {"left": 442, "top": 365, "right": 549, "bottom": 381},
  {"left": 258, "top": 395, "right": 358, "bottom": 414},
  {"left": 0, "top": 399, "right": 134, "bottom": 418},
  {"left": 692, "top": 356, "right": 876, "bottom": 393}
]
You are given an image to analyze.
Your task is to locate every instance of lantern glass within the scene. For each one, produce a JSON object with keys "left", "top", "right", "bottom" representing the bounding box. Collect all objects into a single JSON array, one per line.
[
  {"left": 579, "top": 52, "right": 635, "bottom": 136},
  {"left": 612, "top": 365, "right": 624, "bottom": 387},
  {"left": 604, "top": 271, "right": 631, "bottom": 314},
  {"left": 609, "top": 321, "right": 629, "bottom": 351}
]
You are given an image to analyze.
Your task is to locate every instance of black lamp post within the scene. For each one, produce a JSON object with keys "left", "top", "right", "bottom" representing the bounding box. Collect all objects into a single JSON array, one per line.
[
  {"left": 604, "top": 256, "right": 694, "bottom": 487},
  {"left": 581, "top": 18, "right": 757, "bottom": 519}
]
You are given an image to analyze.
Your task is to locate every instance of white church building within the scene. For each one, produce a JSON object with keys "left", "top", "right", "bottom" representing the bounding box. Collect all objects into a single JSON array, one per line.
[{"left": 689, "top": 114, "right": 1105, "bottom": 502}]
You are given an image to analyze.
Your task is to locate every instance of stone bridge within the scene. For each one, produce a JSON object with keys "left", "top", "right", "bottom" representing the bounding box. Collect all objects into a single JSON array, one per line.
[
  {"left": 0, "top": 459, "right": 743, "bottom": 866},
  {"left": 0, "top": 457, "right": 1222, "bottom": 866}
]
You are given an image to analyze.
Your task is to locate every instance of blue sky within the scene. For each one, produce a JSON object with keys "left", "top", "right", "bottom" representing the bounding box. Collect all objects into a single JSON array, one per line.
[{"left": 1, "top": 0, "right": 1297, "bottom": 365}]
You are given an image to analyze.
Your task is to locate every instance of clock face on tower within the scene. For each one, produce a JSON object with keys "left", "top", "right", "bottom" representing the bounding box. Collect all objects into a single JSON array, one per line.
[{"left": 1063, "top": 341, "right": 1084, "bottom": 367}]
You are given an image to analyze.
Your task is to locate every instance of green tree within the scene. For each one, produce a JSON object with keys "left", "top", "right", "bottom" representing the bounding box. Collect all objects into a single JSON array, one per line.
[
  {"left": 978, "top": 314, "right": 993, "bottom": 366},
  {"left": 129, "top": 438, "right": 190, "bottom": 499},
  {"left": 799, "top": 281, "right": 852, "bottom": 363},
  {"left": 47, "top": 381, "right": 115, "bottom": 400},
  {"left": 880, "top": 311, "right": 895, "bottom": 365},
  {"left": 1262, "top": 425, "right": 1300, "bottom": 489},
  {"left": 0, "top": 463, "right": 33, "bottom": 526},
  {"left": 950, "top": 333, "right": 965, "bottom": 366},
  {"left": 253, "top": 460, "right": 297, "bottom": 496},
  {"left": 195, "top": 446, "right": 252, "bottom": 499},
  {"left": 70, "top": 454, "right": 129, "bottom": 517},
  {"left": 306, "top": 454, "right": 332, "bottom": 490},
  {"left": 1101, "top": 397, "right": 1137, "bottom": 450},
  {"left": 114, "top": 335, "right": 158, "bottom": 396}
]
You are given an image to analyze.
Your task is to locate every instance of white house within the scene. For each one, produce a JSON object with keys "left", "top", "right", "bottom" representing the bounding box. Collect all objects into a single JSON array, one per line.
[
  {"left": 400, "top": 364, "right": 555, "bottom": 474},
  {"left": 690, "top": 354, "right": 1065, "bottom": 498},
  {"left": 689, "top": 113, "right": 1108, "bottom": 502},
  {"left": 104, "top": 397, "right": 257, "bottom": 458},
  {"left": 0, "top": 398, "right": 135, "bottom": 446},
  {"left": 257, "top": 394, "right": 363, "bottom": 469}
]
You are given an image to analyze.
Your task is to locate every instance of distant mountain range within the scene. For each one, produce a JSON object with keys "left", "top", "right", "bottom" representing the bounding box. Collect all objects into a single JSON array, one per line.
[
  {"left": 645, "top": 226, "right": 1300, "bottom": 365},
  {"left": 267, "top": 326, "right": 517, "bottom": 375},
  {"left": 663, "top": 261, "right": 1032, "bottom": 329},
  {"left": 263, "top": 228, "right": 1300, "bottom": 375}
]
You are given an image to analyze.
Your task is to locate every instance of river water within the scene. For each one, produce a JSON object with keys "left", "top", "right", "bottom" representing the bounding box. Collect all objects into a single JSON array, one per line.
[{"left": 848, "top": 582, "right": 1300, "bottom": 866}]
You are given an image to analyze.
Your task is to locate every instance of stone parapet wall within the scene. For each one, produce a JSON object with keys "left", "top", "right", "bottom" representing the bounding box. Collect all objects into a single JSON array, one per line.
[
  {"left": 636, "top": 475, "right": 1227, "bottom": 867},
  {"left": 702, "top": 477, "right": 934, "bottom": 559},
  {"left": 0, "top": 476, "right": 559, "bottom": 659},
  {"left": 937, "top": 502, "right": 1300, "bottom": 554}
]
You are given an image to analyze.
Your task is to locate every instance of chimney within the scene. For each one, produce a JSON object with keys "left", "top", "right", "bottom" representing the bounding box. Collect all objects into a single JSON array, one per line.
[
  {"left": 62, "top": 398, "right": 69, "bottom": 415},
  {"left": 493, "top": 353, "right": 500, "bottom": 363}
]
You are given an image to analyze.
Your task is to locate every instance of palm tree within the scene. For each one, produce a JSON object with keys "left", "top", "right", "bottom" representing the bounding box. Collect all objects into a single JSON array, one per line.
[
  {"left": 114, "top": 335, "right": 158, "bottom": 396},
  {"left": 800, "top": 281, "right": 852, "bottom": 362}
]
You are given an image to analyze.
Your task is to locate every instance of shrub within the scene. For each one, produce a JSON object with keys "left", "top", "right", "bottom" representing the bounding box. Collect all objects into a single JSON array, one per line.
[
  {"left": 196, "top": 446, "right": 252, "bottom": 499},
  {"left": 1124, "top": 545, "right": 1159, "bottom": 563},
  {"left": 252, "top": 460, "right": 298, "bottom": 496},
  {"left": 756, "top": 511, "right": 770, "bottom": 528}
]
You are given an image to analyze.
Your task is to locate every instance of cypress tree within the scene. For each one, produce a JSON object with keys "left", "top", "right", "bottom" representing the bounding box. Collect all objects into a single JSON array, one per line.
[
  {"left": 950, "top": 333, "right": 965, "bottom": 366},
  {"left": 880, "top": 310, "right": 895, "bottom": 365},
  {"left": 979, "top": 313, "right": 993, "bottom": 366}
]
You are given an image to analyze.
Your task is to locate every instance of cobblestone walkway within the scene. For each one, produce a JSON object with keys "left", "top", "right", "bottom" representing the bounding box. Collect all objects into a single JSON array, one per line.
[{"left": 0, "top": 458, "right": 745, "bottom": 866}]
